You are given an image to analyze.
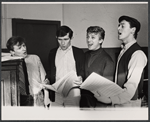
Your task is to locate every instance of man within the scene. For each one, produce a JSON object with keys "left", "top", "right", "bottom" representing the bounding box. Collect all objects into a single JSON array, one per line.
[
  {"left": 6, "top": 36, "right": 50, "bottom": 107},
  {"left": 80, "top": 26, "right": 114, "bottom": 108},
  {"left": 45, "top": 25, "right": 85, "bottom": 107},
  {"left": 94, "top": 15, "right": 147, "bottom": 107}
]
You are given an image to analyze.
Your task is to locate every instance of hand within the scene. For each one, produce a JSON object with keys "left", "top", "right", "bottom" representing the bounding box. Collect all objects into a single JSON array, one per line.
[
  {"left": 40, "top": 84, "right": 46, "bottom": 89},
  {"left": 74, "top": 76, "right": 82, "bottom": 86},
  {"left": 43, "top": 78, "right": 50, "bottom": 84},
  {"left": 94, "top": 95, "right": 111, "bottom": 104}
]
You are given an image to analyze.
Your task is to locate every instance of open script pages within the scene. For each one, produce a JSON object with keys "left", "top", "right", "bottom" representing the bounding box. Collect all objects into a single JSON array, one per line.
[
  {"left": 43, "top": 71, "right": 79, "bottom": 97},
  {"left": 80, "top": 72, "right": 123, "bottom": 97}
]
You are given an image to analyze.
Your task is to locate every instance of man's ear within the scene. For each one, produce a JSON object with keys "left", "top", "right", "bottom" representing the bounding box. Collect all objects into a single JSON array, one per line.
[
  {"left": 10, "top": 50, "right": 15, "bottom": 56},
  {"left": 131, "top": 27, "right": 136, "bottom": 35},
  {"left": 99, "top": 39, "right": 104, "bottom": 44}
]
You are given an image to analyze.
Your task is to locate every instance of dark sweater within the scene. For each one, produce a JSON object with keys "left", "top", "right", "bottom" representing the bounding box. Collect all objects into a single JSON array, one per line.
[{"left": 85, "top": 48, "right": 114, "bottom": 81}]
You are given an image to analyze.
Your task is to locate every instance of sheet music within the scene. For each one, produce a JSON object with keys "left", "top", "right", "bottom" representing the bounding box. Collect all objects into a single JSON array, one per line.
[
  {"left": 43, "top": 71, "right": 78, "bottom": 97},
  {"left": 80, "top": 72, "right": 123, "bottom": 97}
]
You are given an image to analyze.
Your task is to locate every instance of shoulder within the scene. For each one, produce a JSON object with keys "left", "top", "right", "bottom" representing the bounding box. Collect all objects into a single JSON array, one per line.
[
  {"left": 27, "top": 55, "right": 41, "bottom": 62},
  {"left": 72, "top": 46, "right": 83, "bottom": 51},
  {"left": 27, "top": 54, "right": 39, "bottom": 59},
  {"left": 132, "top": 50, "right": 147, "bottom": 62},
  {"left": 102, "top": 49, "right": 113, "bottom": 61},
  {"left": 49, "top": 47, "right": 58, "bottom": 54},
  {"left": 72, "top": 46, "right": 84, "bottom": 54}
]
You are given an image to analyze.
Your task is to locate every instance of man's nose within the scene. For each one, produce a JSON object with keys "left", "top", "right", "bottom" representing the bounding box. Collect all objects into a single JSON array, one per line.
[
  {"left": 87, "top": 38, "right": 91, "bottom": 42},
  {"left": 22, "top": 47, "right": 26, "bottom": 51},
  {"left": 61, "top": 41, "right": 65, "bottom": 45},
  {"left": 118, "top": 25, "right": 121, "bottom": 30}
]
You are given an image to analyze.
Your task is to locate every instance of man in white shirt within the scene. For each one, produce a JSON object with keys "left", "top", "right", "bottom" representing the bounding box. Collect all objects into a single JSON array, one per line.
[
  {"left": 45, "top": 25, "right": 85, "bottom": 107},
  {"left": 94, "top": 15, "right": 147, "bottom": 107},
  {"left": 6, "top": 36, "right": 50, "bottom": 107}
]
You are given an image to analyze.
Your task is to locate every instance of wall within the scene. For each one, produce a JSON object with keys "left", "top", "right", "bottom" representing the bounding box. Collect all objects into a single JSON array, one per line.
[
  {"left": 1, "top": 3, "right": 63, "bottom": 48},
  {"left": 1, "top": 3, "right": 148, "bottom": 48},
  {"left": 63, "top": 3, "right": 148, "bottom": 48}
]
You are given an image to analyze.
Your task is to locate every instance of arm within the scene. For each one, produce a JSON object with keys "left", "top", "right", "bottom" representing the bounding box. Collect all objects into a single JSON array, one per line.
[{"left": 110, "top": 51, "right": 147, "bottom": 104}]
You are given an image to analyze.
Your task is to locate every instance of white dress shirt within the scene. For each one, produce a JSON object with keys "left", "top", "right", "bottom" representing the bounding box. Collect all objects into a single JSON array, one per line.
[
  {"left": 110, "top": 41, "right": 147, "bottom": 106},
  {"left": 55, "top": 45, "right": 77, "bottom": 105}
]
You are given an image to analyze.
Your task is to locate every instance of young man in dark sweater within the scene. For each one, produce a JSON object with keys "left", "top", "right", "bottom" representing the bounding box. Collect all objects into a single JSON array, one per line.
[{"left": 80, "top": 26, "right": 114, "bottom": 108}]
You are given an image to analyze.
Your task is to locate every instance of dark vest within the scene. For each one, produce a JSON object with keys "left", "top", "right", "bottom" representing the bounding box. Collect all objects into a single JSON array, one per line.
[{"left": 117, "top": 43, "right": 144, "bottom": 100}]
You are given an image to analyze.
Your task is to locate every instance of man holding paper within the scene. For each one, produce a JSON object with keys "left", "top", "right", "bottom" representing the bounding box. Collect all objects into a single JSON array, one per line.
[
  {"left": 45, "top": 25, "right": 85, "bottom": 107},
  {"left": 94, "top": 16, "right": 147, "bottom": 107},
  {"left": 80, "top": 26, "right": 114, "bottom": 108}
]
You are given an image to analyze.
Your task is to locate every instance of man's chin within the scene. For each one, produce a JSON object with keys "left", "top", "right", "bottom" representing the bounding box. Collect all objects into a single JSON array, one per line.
[
  {"left": 23, "top": 54, "right": 28, "bottom": 58},
  {"left": 61, "top": 47, "right": 67, "bottom": 50}
]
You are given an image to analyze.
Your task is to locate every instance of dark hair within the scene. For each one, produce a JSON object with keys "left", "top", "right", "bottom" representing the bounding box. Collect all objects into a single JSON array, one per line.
[
  {"left": 56, "top": 25, "right": 73, "bottom": 39},
  {"left": 119, "top": 15, "right": 141, "bottom": 39},
  {"left": 87, "top": 26, "right": 105, "bottom": 40},
  {"left": 6, "top": 36, "right": 26, "bottom": 51}
]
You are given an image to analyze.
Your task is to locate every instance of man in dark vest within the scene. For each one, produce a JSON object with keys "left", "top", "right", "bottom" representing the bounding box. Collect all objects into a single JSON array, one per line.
[
  {"left": 45, "top": 25, "right": 85, "bottom": 107},
  {"left": 94, "top": 15, "right": 147, "bottom": 107}
]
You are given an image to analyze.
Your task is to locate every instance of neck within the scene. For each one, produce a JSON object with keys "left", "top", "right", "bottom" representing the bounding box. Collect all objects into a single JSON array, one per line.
[{"left": 122, "top": 36, "right": 136, "bottom": 45}]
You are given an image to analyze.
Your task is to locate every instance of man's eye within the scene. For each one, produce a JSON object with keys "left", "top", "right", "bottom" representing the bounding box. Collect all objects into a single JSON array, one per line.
[{"left": 64, "top": 39, "right": 69, "bottom": 41}]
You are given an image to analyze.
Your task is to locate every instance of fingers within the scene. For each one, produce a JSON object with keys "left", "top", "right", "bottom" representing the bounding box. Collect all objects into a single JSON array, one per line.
[
  {"left": 43, "top": 78, "right": 50, "bottom": 84},
  {"left": 40, "top": 84, "right": 45, "bottom": 89},
  {"left": 78, "top": 76, "right": 82, "bottom": 82}
]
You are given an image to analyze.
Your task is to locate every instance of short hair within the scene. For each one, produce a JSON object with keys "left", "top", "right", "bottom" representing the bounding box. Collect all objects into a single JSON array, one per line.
[
  {"left": 6, "top": 36, "right": 26, "bottom": 51},
  {"left": 119, "top": 15, "right": 141, "bottom": 39},
  {"left": 56, "top": 25, "right": 73, "bottom": 39},
  {"left": 87, "top": 26, "right": 105, "bottom": 40}
]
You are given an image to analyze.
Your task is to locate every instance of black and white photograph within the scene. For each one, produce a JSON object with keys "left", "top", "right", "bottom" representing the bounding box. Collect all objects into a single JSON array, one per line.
[{"left": 1, "top": 1, "right": 148, "bottom": 120}]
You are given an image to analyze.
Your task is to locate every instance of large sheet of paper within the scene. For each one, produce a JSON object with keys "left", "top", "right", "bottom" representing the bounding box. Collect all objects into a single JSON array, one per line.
[
  {"left": 44, "top": 71, "right": 79, "bottom": 97},
  {"left": 80, "top": 72, "right": 123, "bottom": 97}
]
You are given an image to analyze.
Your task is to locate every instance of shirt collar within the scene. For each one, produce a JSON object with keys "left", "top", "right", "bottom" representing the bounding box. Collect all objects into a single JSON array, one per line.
[
  {"left": 121, "top": 40, "right": 137, "bottom": 50},
  {"left": 58, "top": 45, "right": 72, "bottom": 52}
]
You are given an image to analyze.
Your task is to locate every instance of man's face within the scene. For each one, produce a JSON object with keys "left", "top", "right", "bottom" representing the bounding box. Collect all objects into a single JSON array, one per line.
[
  {"left": 86, "top": 33, "right": 103, "bottom": 50},
  {"left": 11, "top": 42, "right": 27, "bottom": 58},
  {"left": 57, "top": 33, "right": 71, "bottom": 50},
  {"left": 118, "top": 20, "right": 134, "bottom": 43}
]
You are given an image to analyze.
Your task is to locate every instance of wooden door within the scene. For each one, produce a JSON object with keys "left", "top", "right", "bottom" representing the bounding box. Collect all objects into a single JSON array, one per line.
[{"left": 12, "top": 19, "right": 60, "bottom": 72}]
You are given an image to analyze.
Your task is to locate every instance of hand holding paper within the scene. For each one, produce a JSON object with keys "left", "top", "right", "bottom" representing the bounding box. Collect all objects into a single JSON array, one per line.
[
  {"left": 74, "top": 76, "right": 82, "bottom": 85},
  {"left": 41, "top": 71, "right": 79, "bottom": 97},
  {"left": 94, "top": 94, "right": 112, "bottom": 104}
]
